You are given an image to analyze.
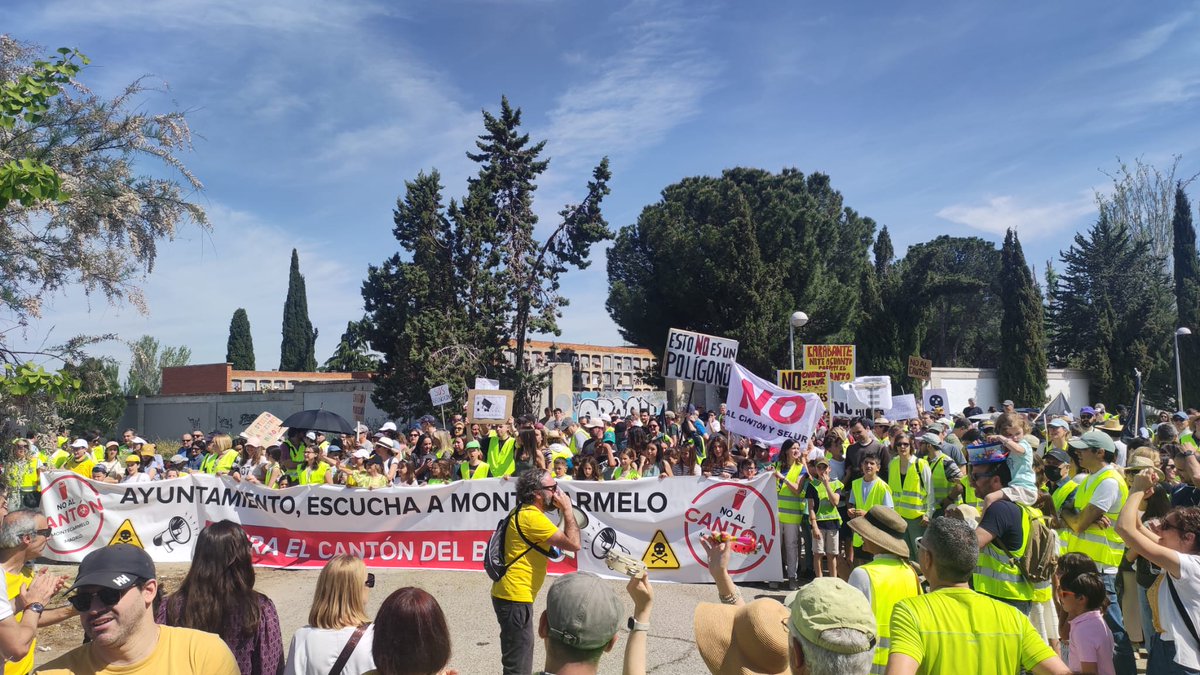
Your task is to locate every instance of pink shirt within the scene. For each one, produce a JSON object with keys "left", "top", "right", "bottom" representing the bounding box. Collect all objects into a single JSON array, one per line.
[{"left": 1068, "top": 609, "right": 1115, "bottom": 675}]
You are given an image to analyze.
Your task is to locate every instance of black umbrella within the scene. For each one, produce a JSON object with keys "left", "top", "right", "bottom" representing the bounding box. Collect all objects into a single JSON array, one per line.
[{"left": 281, "top": 409, "right": 355, "bottom": 435}]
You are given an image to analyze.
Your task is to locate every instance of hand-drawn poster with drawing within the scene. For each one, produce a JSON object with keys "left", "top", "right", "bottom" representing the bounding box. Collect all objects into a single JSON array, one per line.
[
  {"left": 467, "top": 389, "right": 513, "bottom": 423},
  {"left": 572, "top": 391, "right": 667, "bottom": 423}
]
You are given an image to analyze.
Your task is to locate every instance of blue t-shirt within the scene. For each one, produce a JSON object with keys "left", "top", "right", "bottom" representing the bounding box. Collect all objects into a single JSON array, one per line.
[{"left": 1006, "top": 439, "right": 1037, "bottom": 491}]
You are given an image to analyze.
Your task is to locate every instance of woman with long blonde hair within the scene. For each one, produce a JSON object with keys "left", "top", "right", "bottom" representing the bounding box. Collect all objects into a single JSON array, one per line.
[{"left": 284, "top": 554, "right": 376, "bottom": 675}]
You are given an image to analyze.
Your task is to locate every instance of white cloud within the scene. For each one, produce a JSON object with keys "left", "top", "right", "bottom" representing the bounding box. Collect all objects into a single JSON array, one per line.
[
  {"left": 9, "top": 202, "right": 364, "bottom": 377},
  {"left": 543, "top": 11, "right": 719, "bottom": 169},
  {"left": 936, "top": 193, "right": 1095, "bottom": 237},
  {"left": 1105, "top": 14, "right": 1193, "bottom": 68}
]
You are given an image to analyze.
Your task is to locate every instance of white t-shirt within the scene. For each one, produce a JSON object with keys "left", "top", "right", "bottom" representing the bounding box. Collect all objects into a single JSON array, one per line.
[
  {"left": 1087, "top": 469, "right": 1121, "bottom": 514},
  {"left": 1158, "top": 553, "right": 1200, "bottom": 669},
  {"left": 827, "top": 458, "right": 846, "bottom": 483},
  {"left": 284, "top": 624, "right": 375, "bottom": 675},
  {"left": 0, "top": 595, "right": 11, "bottom": 622},
  {"left": 120, "top": 472, "right": 151, "bottom": 484}
]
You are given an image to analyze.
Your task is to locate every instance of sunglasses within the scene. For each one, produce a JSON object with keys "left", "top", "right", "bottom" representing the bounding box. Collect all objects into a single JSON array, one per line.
[
  {"left": 970, "top": 470, "right": 996, "bottom": 482},
  {"left": 366, "top": 573, "right": 376, "bottom": 588},
  {"left": 542, "top": 482, "right": 560, "bottom": 494},
  {"left": 30, "top": 527, "right": 51, "bottom": 537},
  {"left": 68, "top": 584, "right": 139, "bottom": 612},
  {"left": 895, "top": 442, "right": 911, "bottom": 448}
]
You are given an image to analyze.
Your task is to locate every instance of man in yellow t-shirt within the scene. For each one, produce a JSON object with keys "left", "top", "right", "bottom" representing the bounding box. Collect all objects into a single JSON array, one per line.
[
  {"left": 491, "top": 468, "right": 580, "bottom": 675},
  {"left": 0, "top": 511, "right": 77, "bottom": 675},
  {"left": 36, "top": 544, "right": 238, "bottom": 675},
  {"left": 62, "top": 440, "right": 97, "bottom": 478},
  {"left": 886, "top": 517, "right": 1068, "bottom": 675}
]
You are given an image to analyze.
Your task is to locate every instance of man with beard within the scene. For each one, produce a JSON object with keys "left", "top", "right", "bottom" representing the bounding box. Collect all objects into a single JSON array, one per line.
[
  {"left": 37, "top": 545, "right": 237, "bottom": 674},
  {"left": 491, "top": 468, "right": 580, "bottom": 675}
]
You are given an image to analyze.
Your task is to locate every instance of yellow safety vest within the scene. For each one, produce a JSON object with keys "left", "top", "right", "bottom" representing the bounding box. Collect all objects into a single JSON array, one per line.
[
  {"left": 777, "top": 464, "right": 806, "bottom": 525},
  {"left": 928, "top": 453, "right": 956, "bottom": 505},
  {"left": 461, "top": 462, "right": 489, "bottom": 480},
  {"left": 15, "top": 458, "right": 41, "bottom": 490},
  {"left": 887, "top": 457, "right": 928, "bottom": 519},
  {"left": 811, "top": 479, "right": 843, "bottom": 524},
  {"left": 862, "top": 556, "right": 922, "bottom": 675},
  {"left": 298, "top": 463, "right": 328, "bottom": 485},
  {"left": 487, "top": 436, "right": 516, "bottom": 477},
  {"left": 1050, "top": 479, "right": 1079, "bottom": 555},
  {"left": 961, "top": 473, "right": 983, "bottom": 509},
  {"left": 851, "top": 478, "right": 893, "bottom": 547},
  {"left": 199, "top": 453, "right": 218, "bottom": 474},
  {"left": 1066, "top": 465, "right": 1128, "bottom": 568},
  {"left": 973, "top": 504, "right": 1037, "bottom": 602}
]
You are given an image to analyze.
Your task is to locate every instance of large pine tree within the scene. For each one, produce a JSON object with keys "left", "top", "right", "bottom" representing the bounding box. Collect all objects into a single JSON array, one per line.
[
  {"left": 225, "top": 308, "right": 255, "bottom": 370},
  {"left": 279, "top": 249, "right": 317, "bottom": 372},
  {"left": 1172, "top": 185, "right": 1200, "bottom": 406},
  {"left": 997, "top": 229, "right": 1047, "bottom": 406},
  {"left": 1050, "top": 213, "right": 1174, "bottom": 404},
  {"left": 362, "top": 100, "right": 611, "bottom": 417}
]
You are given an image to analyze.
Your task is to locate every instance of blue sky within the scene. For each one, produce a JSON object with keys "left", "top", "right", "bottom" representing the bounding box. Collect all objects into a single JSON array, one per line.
[{"left": 5, "top": 1, "right": 1200, "bottom": 374}]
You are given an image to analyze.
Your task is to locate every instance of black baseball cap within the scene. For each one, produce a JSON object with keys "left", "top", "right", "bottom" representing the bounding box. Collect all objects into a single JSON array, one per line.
[{"left": 69, "top": 544, "right": 156, "bottom": 592}]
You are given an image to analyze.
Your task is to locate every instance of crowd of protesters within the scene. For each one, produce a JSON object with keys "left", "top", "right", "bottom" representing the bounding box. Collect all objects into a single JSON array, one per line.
[{"left": 4, "top": 396, "right": 1200, "bottom": 674}]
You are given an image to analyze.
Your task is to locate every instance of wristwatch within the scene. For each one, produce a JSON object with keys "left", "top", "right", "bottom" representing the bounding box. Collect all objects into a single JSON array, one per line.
[
  {"left": 25, "top": 603, "right": 44, "bottom": 614},
  {"left": 627, "top": 617, "right": 650, "bottom": 632}
]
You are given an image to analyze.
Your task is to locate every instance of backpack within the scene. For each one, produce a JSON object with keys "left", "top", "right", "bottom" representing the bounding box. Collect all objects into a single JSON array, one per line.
[
  {"left": 483, "top": 506, "right": 552, "bottom": 582},
  {"left": 997, "top": 504, "right": 1059, "bottom": 584}
]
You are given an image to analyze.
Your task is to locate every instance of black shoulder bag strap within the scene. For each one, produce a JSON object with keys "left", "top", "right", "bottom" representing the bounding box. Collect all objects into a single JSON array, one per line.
[
  {"left": 505, "top": 506, "right": 554, "bottom": 567},
  {"left": 329, "top": 623, "right": 371, "bottom": 675},
  {"left": 1167, "top": 574, "right": 1200, "bottom": 649}
]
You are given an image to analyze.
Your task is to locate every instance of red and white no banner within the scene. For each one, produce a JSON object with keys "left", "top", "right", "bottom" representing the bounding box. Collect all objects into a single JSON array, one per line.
[{"left": 725, "top": 362, "right": 826, "bottom": 446}]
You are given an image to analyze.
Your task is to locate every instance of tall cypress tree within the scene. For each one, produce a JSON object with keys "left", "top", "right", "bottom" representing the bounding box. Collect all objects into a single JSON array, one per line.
[
  {"left": 1051, "top": 213, "right": 1174, "bottom": 404},
  {"left": 872, "top": 225, "right": 894, "bottom": 278},
  {"left": 279, "top": 249, "right": 318, "bottom": 371},
  {"left": 1172, "top": 185, "right": 1200, "bottom": 406},
  {"left": 998, "top": 229, "right": 1047, "bottom": 406},
  {"left": 225, "top": 308, "right": 255, "bottom": 370}
]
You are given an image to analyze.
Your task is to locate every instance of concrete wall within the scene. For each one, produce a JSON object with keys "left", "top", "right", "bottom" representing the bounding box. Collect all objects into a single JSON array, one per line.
[
  {"left": 124, "top": 381, "right": 389, "bottom": 441},
  {"left": 930, "top": 368, "right": 1090, "bottom": 413}
]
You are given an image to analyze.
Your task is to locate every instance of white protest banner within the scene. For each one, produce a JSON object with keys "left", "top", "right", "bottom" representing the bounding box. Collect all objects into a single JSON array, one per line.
[
  {"left": 40, "top": 471, "right": 780, "bottom": 582},
  {"left": 882, "top": 394, "right": 918, "bottom": 421},
  {"left": 429, "top": 384, "right": 452, "bottom": 407},
  {"left": 474, "top": 377, "right": 500, "bottom": 390},
  {"left": 724, "top": 363, "right": 825, "bottom": 446},
  {"left": 846, "top": 375, "right": 892, "bottom": 410},
  {"left": 828, "top": 382, "right": 873, "bottom": 420},
  {"left": 662, "top": 328, "right": 739, "bottom": 386},
  {"left": 240, "top": 412, "right": 286, "bottom": 448},
  {"left": 923, "top": 388, "right": 951, "bottom": 413}
]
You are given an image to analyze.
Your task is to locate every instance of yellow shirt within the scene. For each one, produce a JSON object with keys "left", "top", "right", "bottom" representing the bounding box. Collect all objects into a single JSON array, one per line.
[
  {"left": 63, "top": 456, "right": 97, "bottom": 478},
  {"left": 888, "top": 587, "right": 1055, "bottom": 675},
  {"left": 35, "top": 625, "right": 239, "bottom": 675},
  {"left": 490, "top": 505, "right": 557, "bottom": 604},
  {"left": 5, "top": 567, "right": 34, "bottom": 675}
]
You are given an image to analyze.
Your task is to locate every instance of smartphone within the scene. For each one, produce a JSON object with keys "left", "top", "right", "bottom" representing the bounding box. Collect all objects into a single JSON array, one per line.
[{"left": 365, "top": 573, "right": 376, "bottom": 588}]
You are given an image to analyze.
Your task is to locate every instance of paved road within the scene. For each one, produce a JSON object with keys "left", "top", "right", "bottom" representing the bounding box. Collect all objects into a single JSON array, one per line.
[{"left": 35, "top": 563, "right": 789, "bottom": 674}]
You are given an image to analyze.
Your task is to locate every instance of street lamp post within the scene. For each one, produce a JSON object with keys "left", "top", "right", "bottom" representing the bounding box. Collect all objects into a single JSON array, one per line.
[
  {"left": 1176, "top": 327, "right": 1192, "bottom": 408},
  {"left": 789, "top": 311, "right": 809, "bottom": 370}
]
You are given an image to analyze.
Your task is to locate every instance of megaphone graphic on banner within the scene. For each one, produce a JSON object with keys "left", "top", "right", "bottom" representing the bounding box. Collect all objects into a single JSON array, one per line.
[{"left": 153, "top": 516, "right": 193, "bottom": 552}]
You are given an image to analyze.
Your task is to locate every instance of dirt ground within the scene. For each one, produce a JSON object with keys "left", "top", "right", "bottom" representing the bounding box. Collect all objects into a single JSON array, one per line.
[{"left": 31, "top": 561, "right": 774, "bottom": 674}]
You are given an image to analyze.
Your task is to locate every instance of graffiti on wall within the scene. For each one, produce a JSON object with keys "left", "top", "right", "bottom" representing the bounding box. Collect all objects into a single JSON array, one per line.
[{"left": 572, "top": 391, "right": 667, "bottom": 422}]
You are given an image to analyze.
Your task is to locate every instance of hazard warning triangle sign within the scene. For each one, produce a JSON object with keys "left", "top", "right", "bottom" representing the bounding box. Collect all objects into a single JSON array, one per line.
[
  {"left": 640, "top": 530, "right": 680, "bottom": 569},
  {"left": 108, "top": 519, "right": 144, "bottom": 548}
]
